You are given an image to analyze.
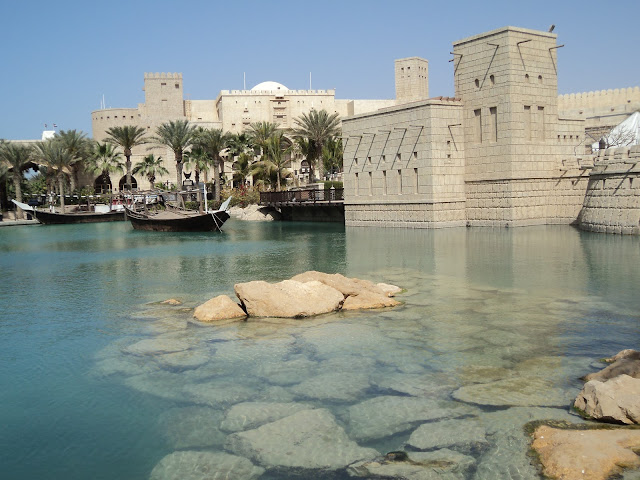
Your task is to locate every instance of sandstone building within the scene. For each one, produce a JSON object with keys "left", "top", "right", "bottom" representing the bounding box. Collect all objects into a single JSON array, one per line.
[{"left": 342, "top": 26, "right": 640, "bottom": 232}]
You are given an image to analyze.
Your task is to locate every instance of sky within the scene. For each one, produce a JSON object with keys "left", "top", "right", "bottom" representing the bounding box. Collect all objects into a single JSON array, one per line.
[{"left": 1, "top": 0, "right": 638, "bottom": 140}]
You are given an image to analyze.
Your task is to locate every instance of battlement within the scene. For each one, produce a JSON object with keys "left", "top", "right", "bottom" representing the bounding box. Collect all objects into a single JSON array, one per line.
[
  {"left": 144, "top": 72, "right": 183, "bottom": 79},
  {"left": 218, "top": 89, "right": 335, "bottom": 96},
  {"left": 594, "top": 144, "right": 640, "bottom": 165},
  {"left": 559, "top": 87, "right": 640, "bottom": 109}
]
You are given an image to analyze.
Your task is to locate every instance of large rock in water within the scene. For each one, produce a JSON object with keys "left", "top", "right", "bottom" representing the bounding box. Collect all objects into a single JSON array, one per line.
[
  {"left": 193, "top": 295, "right": 247, "bottom": 322},
  {"left": 150, "top": 451, "right": 264, "bottom": 480},
  {"left": 220, "top": 402, "right": 311, "bottom": 432},
  {"left": 234, "top": 279, "right": 344, "bottom": 318},
  {"left": 291, "top": 271, "right": 400, "bottom": 310},
  {"left": 585, "top": 349, "right": 640, "bottom": 382},
  {"left": 225, "top": 408, "right": 379, "bottom": 472},
  {"left": 531, "top": 425, "right": 640, "bottom": 480},
  {"left": 574, "top": 374, "right": 640, "bottom": 424}
]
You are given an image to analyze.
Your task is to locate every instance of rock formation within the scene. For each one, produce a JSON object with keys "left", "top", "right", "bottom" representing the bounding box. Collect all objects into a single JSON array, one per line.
[
  {"left": 531, "top": 425, "right": 640, "bottom": 480},
  {"left": 193, "top": 295, "right": 247, "bottom": 321},
  {"left": 585, "top": 349, "right": 640, "bottom": 382},
  {"left": 574, "top": 374, "right": 640, "bottom": 424}
]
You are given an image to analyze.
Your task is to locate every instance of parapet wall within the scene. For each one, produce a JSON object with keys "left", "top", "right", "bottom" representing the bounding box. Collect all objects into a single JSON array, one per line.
[
  {"left": 578, "top": 145, "right": 640, "bottom": 234},
  {"left": 558, "top": 87, "right": 640, "bottom": 112},
  {"left": 144, "top": 72, "right": 183, "bottom": 79}
]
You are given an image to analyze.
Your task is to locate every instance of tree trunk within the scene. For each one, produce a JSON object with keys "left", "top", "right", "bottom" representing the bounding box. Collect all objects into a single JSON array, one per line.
[
  {"left": 12, "top": 171, "right": 23, "bottom": 219},
  {"left": 70, "top": 164, "right": 78, "bottom": 194},
  {"left": 125, "top": 155, "right": 132, "bottom": 190},
  {"left": 176, "top": 152, "right": 183, "bottom": 189},
  {"left": 149, "top": 175, "right": 155, "bottom": 190},
  {"left": 213, "top": 156, "right": 221, "bottom": 202},
  {"left": 58, "top": 176, "right": 65, "bottom": 211}
]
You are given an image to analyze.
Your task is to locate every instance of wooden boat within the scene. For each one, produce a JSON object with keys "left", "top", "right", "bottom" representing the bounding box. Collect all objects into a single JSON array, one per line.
[
  {"left": 124, "top": 192, "right": 232, "bottom": 232},
  {"left": 12, "top": 200, "right": 125, "bottom": 225}
]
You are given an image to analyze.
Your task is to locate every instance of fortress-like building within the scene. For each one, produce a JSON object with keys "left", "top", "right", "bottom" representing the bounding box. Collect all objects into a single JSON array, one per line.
[{"left": 342, "top": 26, "right": 640, "bottom": 232}]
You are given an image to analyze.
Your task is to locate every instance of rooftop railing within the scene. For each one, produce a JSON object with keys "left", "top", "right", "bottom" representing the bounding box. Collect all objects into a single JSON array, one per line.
[{"left": 260, "top": 188, "right": 344, "bottom": 204}]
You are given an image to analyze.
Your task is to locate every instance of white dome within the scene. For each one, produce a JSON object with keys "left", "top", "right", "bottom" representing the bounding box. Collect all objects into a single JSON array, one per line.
[{"left": 251, "top": 81, "right": 289, "bottom": 92}]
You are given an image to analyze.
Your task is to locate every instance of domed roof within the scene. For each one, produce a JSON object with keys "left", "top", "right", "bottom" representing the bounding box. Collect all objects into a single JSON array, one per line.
[{"left": 251, "top": 81, "right": 289, "bottom": 92}]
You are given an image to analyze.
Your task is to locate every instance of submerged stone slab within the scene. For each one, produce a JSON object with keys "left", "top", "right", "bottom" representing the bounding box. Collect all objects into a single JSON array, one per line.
[
  {"left": 124, "top": 338, "right": 190, "bottom": 356},
  {"left": 150, "top": 451, "right": 264, "bottom": 480},
  {"left": 347, "top": 395, "right": 476, "bottom": 441},
  {"left": 158, "top": 406, "right": 226, "bottom": 449},
  {"left": 220, "top": 402, "right": 311, "bottom": 432},
  {"left": 406, "top": 418, "right": 487, "bottom": 451},
  {"left": 225, "top": 408, "right": 378, "bottom": 471},
  {"left": 193, "top": 295, "right": 247, "bottom": 322},
  {"left": 184, "top": 379, "right": 257, "bottom": 408},
  {"left": 532, "top": 425, "right": 640, "bottom": 480},
  {"left": 452, "top": 376, "right": 571, "bottom": 407},
  {"left": 154, "top": 349, "right": 210, "bottom": 370},
  {"left": 290, "top": 371, "right": 371, "bottom": 402},
  {"left": 342, "top": 291, "right": 401, "bottom": 311},
  {"left": 234, "top": 279, "right": 344, "bottom": 318},
  {"left": 348, "top": 449, "right": 475, "bottom": 480}
]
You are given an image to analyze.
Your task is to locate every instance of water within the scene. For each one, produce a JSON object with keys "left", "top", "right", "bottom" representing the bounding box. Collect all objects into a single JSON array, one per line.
[{"left": 0, "top": 221, "right": 638, "bottom": 479}]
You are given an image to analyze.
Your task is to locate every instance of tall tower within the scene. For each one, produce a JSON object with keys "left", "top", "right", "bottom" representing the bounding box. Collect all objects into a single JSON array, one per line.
[
  {"left": 143, "top": 72, "right": 185, "bottom": 119},
  {"left": 453, "top": 27, "right": 560, "bottom": 225},
  {"left": 395, "top": 57, "right": 429, "bottom": 104}
]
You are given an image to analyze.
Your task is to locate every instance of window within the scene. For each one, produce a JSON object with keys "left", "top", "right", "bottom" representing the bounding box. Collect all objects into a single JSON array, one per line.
[
  {"left": 538, "top": 75, "right": 543, "bottom": 84},
  {"left": 367, "top": 156, "right": 371, "bottom": 165},
  {"left": 490, "top": 74, "right": 495, "bottom": 85},
  {"left": 381, "top": 155, "right": 386, "bottom": 163},
  {"left": 398, "top": 170, "right": 402, "bottom": 195},
  {"left": 524, "top": 106, "right": 532, "bottom": 140},
  {"left": 413, "top": 151, "right": 417, "bottom": 160},
  {"left": 354, "top": 158, "right": 358, "bottom": 166},
  {"left": 413, "top": 168, "right": 418, "bottom": 194},
  {"left": 383, "top": 171, "right": 387, "bottom": 195},
  {"left": 489, "top": 106, "right": 498, "bottom": 142},
  {"left": 525, "top": 74, "right": 530, "bottom": 82},
  {"left": 354, "top": 173, "right": 359, "bottom": 196},
  {"left": 161, "top": 82, "right": 166, "bottom": 86},
  {"left": 396, "top": 153, "right": 401, "bottom": 162},
  {"left": 175, "top": 84, "right": 179, "bottom": 89},
  {"left": 473, "top": 109, "right": 482, "bottom": 143},
  {"left": 475, "top": 78, "right": 480, "bottom": 88},
  {"left": 368, "top": 172, "right": 373, "bottom": 196},
  {"left": 538, "top": 106, "right": 545, "bottom": 140}
]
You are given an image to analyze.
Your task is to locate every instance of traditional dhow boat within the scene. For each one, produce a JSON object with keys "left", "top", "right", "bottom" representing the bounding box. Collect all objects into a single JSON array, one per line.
[
  {"left": 11, "top": 200, "right": 125, "bottom": 225},
  {"left": 124, "top": 192, "right": 232, "bottom": 232}
]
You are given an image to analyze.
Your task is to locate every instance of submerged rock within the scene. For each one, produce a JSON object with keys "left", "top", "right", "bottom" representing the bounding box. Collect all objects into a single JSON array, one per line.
[
  {"left": 376, "top": 282, "right": 403, "bottom": 296},
  {"left": 452, "top": 376, "right": 571, "bottom": 407},
  {"left": 184, "top": 379, "right": 257, "bottom": 408},
  {"left": 531, "top": 425, "right": 640, "bottom": 480},
  {"left": 228, "top": 205, "right": 281, "bottom": 221},
  {"left": 158, "top": 406, "right": 226, "bottom": 449},
  {"left": 406, "top": 418, "right": 487, "bottom": 451},
  {"left": 574, "top": 374, "right": 640, "bottom": 424},
  {"left": 585, "top": 349, "right": 640, "bottom": 382},
  {"left": 289, "top": 371, "right": 371, "bottom": 402},
  {"left": 346, "top": 395, "right": 477, "bottom": 441},
  {"left": 193, "top": 295, "right": 247, "bottom": 322},
  {"left": 124, "top": 338, "right": 190, "bottom": 356},
  {"left": 225, "top": 408, "right": 379, "bottom": 471},
  {"left": 342, "top": 290, "right": 401, "bottom": 310},
  {"left": 234, "top": 279, "right": 344, "bottom": 318},
  {"left": 348, "top": 449, "right": 475, "bottom": 480},
  {"left": 149, "top": 451, "right": 264, "bottom": 480},
  {"left": 220, "top": 402, "right": 311, "bottom": 432}
]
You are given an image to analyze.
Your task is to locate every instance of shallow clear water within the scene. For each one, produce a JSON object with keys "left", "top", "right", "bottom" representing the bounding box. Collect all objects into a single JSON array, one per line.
[{"left": 0, "top": 220, "right": 638, "bottom": 479}]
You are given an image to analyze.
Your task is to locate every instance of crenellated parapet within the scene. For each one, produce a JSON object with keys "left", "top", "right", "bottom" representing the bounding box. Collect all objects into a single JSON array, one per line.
[
  {"left": 558, "top": 87, "right": 640, "bottom": 110},
  {"left": 144, "top": 72, "right": 183, "bottom": 79},
  {"left": 578, "top": 145, "right": 640, "bottom": 234}
]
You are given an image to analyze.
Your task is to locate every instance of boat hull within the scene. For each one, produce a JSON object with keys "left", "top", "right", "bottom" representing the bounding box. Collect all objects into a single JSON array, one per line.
[
  {"left": 33, "top": 210, "right": 125, "bottom": 225},
  {"left": 125, "top": 209, "right": 230, "bottom": 232}
]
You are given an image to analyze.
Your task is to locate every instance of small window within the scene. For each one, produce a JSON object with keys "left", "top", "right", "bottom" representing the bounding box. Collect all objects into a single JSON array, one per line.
[
  {"left": 396, "top": 153, "right": 401, "bottom": 161},
  {"left": 474, "top": 79, "right": 480, "bottom": 88},
  {"left": 490, "top": 75, "right": 495, "bottom": 85},
  {"left": 525, "top": 74, "right": 530, "bottom": 82},
  {"left": 354, "top": 158, "right": 358, "bottom": 166},
  {"left": 382, "top": 155, "right": 386, "bottom": 162},
  {"left": 161, "top": 82, "right": 166, "bottom": 86},
  {"left": 413, "top": 151, "right": 417, "bottom": 160},
  {"left": 175, "top": 84, "right": 179, "bottom": 89},
  {"left": 538, "top": 75, "right": 543, "bottom": 84},
  {"left": 367, "top": 156, "right": 371, "bottom": 164}
]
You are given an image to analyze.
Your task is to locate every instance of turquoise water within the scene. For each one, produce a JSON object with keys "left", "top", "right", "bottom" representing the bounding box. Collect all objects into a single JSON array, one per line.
[{"left": 0, "top": 220, "right": 638, "bottom": 479}]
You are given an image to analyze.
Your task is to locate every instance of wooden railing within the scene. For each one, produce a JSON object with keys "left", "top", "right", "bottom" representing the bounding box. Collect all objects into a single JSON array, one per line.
[{"left": 260, "top": 188, "right": 344, "bottom": 204}]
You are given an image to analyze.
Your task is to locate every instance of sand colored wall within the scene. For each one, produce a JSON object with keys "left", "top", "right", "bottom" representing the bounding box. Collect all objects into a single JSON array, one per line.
[
  {"left": 395, "top": 57, "right": 429, "bottom": 103},
  {"left": 579, "top": 145, "right": 640, "bottom": 234}
]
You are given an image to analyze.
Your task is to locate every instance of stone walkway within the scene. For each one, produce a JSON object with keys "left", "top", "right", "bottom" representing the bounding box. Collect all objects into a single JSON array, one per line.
[{"left": 0, "top": 219, "right": 39, "bottom": 227}]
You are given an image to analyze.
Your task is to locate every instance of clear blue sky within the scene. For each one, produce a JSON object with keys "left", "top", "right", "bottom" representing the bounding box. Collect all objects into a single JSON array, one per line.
[{"left": 1, "top": 0, "right": 638, "bottom": 140}]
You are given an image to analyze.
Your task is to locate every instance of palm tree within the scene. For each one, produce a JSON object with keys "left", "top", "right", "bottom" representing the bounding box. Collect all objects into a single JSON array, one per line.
[
  {"left": 54, "top": 130, "right": 91, "bottom": 193},
  {"left": 232, "top": 152, "right": 254, "bottom": 187},
  {"left": 105, "top": 125, "right": 148, "bottom": 190},
  {"left": 321, "top": 137, "right": 343, "bottom": 177},
  {"left": 253, "top": 132, "right": 292, "bottom": 191},
  {"left": 86, "top": 142, "right": 124, "bottom": 193},
  {"left": 133, "top": 154, "right": 169, "bottom": 190},
  {"left": 196, "top": 128, "right": 230, "bottom": 201},
  {"left": 0, "top": 142, "right": 34, "bottom": 219},
  {"left": 183, "top": 144, "right": 209, "bottom": 185},
  {"left": 34, "top": 140, "right": 74, "bottom": 211},
  {"left": 151, "top": 120, "right": 195, "bottom": 188},
  {"left": 226, "top": 132, "right": 253, "bottom": 159},
  {"left": 247, "top": 121, "right": 280, "bottom": 156},
  {"left": 291, "top": 109, "right": 341, "bottom": 181}
]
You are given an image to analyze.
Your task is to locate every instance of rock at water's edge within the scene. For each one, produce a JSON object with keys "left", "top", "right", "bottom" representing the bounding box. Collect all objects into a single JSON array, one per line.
[
  {"left": 193, "top": 295, "right": 247, "bottom": 322},
  {"left": 585, "top": 350, "right": 640, "bottom": 382},
  {"left": 234, "top": 279, "right": 344, "bottom": 318},
  {"left": 150, "top": 450, "right": 264, "bottom": 480},
  {"left": 531, "top": 425, "right": 640, "bottom": 480},
  {"left": 574, "top": 374, "right": 640, "bottom": 424},
  {"left": 161, "top": 298, "right": 182, "bottom": 305}
]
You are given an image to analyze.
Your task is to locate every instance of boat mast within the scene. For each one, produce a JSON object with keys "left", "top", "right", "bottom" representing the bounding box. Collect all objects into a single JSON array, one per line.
[{"left": 203, "top": 182, "right": 208, "bottom": 213}]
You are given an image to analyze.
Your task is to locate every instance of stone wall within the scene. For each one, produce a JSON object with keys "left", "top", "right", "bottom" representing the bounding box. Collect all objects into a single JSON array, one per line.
[{"left": 579, "top": 146, "right": 640, "bottom": 234}]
